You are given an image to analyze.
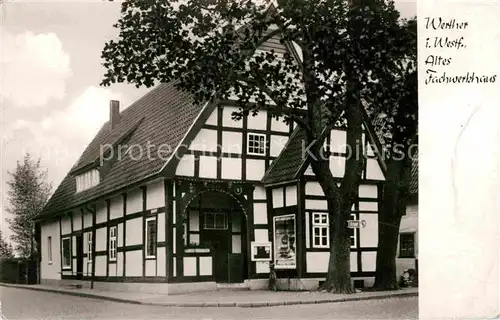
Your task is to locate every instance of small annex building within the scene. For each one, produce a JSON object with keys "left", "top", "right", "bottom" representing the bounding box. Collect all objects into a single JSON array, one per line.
[{"left": 35, "top": 34, "right": 387, "bottom": 294}]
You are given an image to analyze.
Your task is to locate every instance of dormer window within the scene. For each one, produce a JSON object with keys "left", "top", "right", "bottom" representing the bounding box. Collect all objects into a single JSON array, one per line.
[{"left": 76, "top": 169, "right": 100, "bottom": 192}]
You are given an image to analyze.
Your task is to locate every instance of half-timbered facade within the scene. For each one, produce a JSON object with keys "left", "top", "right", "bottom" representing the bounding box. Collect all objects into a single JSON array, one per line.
[{"left": 35, "top": 34, "right": 387, "bottom": 294}]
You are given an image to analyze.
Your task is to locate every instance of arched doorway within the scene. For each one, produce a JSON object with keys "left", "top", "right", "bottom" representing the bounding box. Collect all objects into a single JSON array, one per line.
[{"left": 183, "top": 190, "right": 249, "bottom": 283}]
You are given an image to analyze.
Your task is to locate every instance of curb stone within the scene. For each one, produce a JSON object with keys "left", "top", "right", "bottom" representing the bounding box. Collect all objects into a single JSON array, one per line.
[{"left": 0, "top": 283, "right": 417, "bottom": 308}]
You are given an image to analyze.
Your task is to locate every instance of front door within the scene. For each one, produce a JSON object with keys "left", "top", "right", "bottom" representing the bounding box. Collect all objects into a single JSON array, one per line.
[
  {"left": 201, "top": 230, "right": 229, "bottom": 282},
  {"left": 75, "top": 235, "right": 83, "bottom": 280}
]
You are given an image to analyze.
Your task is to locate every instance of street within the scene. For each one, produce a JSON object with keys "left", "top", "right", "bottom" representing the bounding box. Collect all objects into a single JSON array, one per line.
[{"left": 1, "top": 286, "right": 417, "bottom": 320}]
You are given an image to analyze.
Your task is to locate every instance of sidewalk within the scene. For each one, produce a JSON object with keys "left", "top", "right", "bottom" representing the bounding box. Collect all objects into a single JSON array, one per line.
[{"left": 0, "top": 283, "right": 418, "bottom": 308}]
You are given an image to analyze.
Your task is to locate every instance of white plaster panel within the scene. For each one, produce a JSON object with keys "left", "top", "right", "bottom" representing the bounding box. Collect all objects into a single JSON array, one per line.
[
  {"left": 118, "top": 223, "right": 124, "bottom": 247},
  {"left": 254, "top": 229, "right": 269, "bottom": 242},
  {"left": 253, "top": 203, "right": 268, "bottom": 224},
  {"left": 73, "top": 258, "right": 77, "bottom": 273},
  {"left": 199, "top": 257, "right": 212, "bottom": 276},
  {"left": 96, "top": 201, "right": 107, "bottom": 225},
  {"left": 305, "top": 212, "right": 310, "bottom": 248},
  {"left": 183, "top": 257, "right": 197, "bottom": 276},
  {"left": 189, "top": 128, "right": 218, "bottom": 152},
  {"left": 190, "top": 234, "right": 200, "bottom": 244},
  {"left": 330, "top": 156, "right": 346, "bottom": 178},
  {"left": 247, "top": 110, "right": 267, "bottom": 130},
  {"left": 125, "top": 250, "right": 143, "bottom": 276},
  {"left": 95, "top": 256, "right": 106, "bottom": 276},
  {"left": 117, "top": 252, "right": 123, "bottom": 277},
  {"left": 173, "top": 257, "right": 176, "bottom": 277},
  {"left": 271, "top": 117, "right": 289, "bottom": 132},
  {"left": 199, "top": 156, "right": 217, "bottom": 179},
  {"left": 304, "top": 165, "right": 314, "bottom": 176},
  {"left": 246, "top": 159, "right": 265, "bottom": 181},
  {"left": 41, "top": 221, "right": 60, "bottom": 279},
  {"left": 145, "top": 259, "right": 156, "bottom": 276},
  {"left": 285, "top": 185, "right": 297, "bottom": 206},
  {"left": 272, "top": 188, "right": 284, "bottom": 208},
  {"left": 108, "top": 262, "right": 117, "bottom": 277},
  {"left": 189, "top": 211, "right": 199, "bottom": 232},
  {"left": 360, "top": 214, "right": 378, "bottom": 248},
  {"left": 109, "top": 195, "right": 123, "bottom": 220},
  {"left": 362, "top": 252, "right": 377, "bottom": 272},
  {"left": 366, "top": 158, "right": 385, "bottom": 181},
  {"left": 232, "top": 235, "right": 242, "bottom": 253},
  {"left": 330, "top": 129, "right": 347, "bottom": 153},
  {"left": 176, "top": 154, "right": 195, "bottom": 177},
  {"left": 269, "top": 135, "right": 287, "bottom": 157},
  {"left": 305, "top": 182, "right": 324, "bottom": 196},
  {"left": 359, "top": 201, "right": 378, "bottom": 212},
  {"left": 253, "top": 186, "right": 267, "bottom": 200},
  {"left": 61, "top": 216, "right": 71, "bottom": 235},
  {"left": 173, "top": 228, "right": 176, "bottom": 254},
  {"left": 350, "top": 252, "right": 358, "bottom": 272},
  {"left": 157, "top": 249, "right": 166, "bottom": 277},
  {"left": 172, "top": 200, "right": 176, "bottom": 224},
  {"left": 305, "top": 199, "right": 328, "bottom": 210},
  {"left": 72, "top": 236, "right": 76, "bottom": 257},
  {"left": 146, "top": 180, "right": 165, "bottom": 210},
  {"left": 157, "top": 213, "right": 165, "bottom": 242},
  {"left": 95, "top": 227, "right": 107, "bottom": 252},
  {"left": 83, "top": 211, "right": 93, "bottom": 228},
  {"left": 222, "top": 106, "right": 243, "bottom": 128},
  {"left": 127, "top": 189, "right": 143, "bottom": 214},
  {"left": 306, "top": 252, "right": 329, "bottom": 273},
  {"left": 359, "top": 185, "right": 378, "bottom": 198},
  {"left": 366, "top": 143, "right": 375, "bottom": 156},
  {"left": 125, "top": 218, "right": 142, "bottom": 246},
  {"left": 256, "top": 261, "right": 270, "bottom": 273},
  {"left": 222, "top": 131, "right": 243, "bottom": 154},
  {"left": 73, "top": 212, "right": 82, "bottom": 231},
  {"left": 205, "top": 108, "right": 218, "bottom": 126},
  {"left": 221, "top": 157, "right": 242, "bottom": 180}
]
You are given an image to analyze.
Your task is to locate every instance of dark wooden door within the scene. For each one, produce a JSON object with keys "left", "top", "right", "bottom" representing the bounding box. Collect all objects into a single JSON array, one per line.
[
  {"left": 75, "top": 235, "right": 83, "bottom": 280},
  {"left": 201, "top": 230, "right": 229, "bottom": 282}
]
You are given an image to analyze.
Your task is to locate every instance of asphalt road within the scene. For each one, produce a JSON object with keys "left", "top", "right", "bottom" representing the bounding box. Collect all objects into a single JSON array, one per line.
[{"left": 1, "top": 286, "right": 417, "bottom": 320}]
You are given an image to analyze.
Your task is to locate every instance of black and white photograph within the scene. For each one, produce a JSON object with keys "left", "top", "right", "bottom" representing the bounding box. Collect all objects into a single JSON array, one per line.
[{"left": 1, "top": 0, "right": 496, "bottom": 319}]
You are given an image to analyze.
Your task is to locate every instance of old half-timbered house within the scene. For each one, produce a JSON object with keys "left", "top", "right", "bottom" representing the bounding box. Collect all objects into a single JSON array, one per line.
[{"left": 35, "top": 33, "right": 387, "bottom": 294}]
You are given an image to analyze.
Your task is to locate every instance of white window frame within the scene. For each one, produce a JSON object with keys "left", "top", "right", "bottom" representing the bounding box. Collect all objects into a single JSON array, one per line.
[
  {"left": 87, "top": 232, "right": 93, "bottom": 262},
  {"left": 349, "top": 213, "right": 357, "bottom": 248},
  {"left": 61, "top": 237, "right": 72, "bottom": 270},
  {"left": 247, "top": 132, "right": 266, "bottom": 156},
  {"left": 47, "top": 236, "right": 52, "bottom": 264},
  {"left": 312, "top": 212, "right": 329, "bottom": 248},
  {"left": 109, "top": 226, "right": 117, "bottom": 262},
  {"left": 145, "top": 217, "right": 157, "bottom": 259}
]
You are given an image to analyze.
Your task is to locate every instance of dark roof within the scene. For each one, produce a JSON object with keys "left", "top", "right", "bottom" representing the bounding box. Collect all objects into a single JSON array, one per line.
[
  {"left": 261, "top": 128, "right": 307, "bottom": 186},
  {"left": 38, "top": 81, "right": 207, "bottom": 220}
]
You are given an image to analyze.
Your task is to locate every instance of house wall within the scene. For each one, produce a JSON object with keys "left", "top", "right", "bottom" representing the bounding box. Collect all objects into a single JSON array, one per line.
[
  {"left": 40, "top": 178, "right": 167, "bottom": 283},
  {"left": 40, "top": 220, "right": 61, "bottom": 280},
  {"left": 396, "top": 203, "right": 418, "bottom": 277}
]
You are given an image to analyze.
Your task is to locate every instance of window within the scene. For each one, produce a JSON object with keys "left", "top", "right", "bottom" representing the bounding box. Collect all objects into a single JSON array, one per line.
[
  {"left": 109, "top": 226, "right": 117, "bottom": 261},
  {"left": 312, "top": 212, "right": 329, "bottom": 248},
  {"left": 47, "top": 236, "right": 52, "bottom": 264},
  {"left": 203, "top": 212, "right": 227, "bottom": 230},
  {"left": 247, "top": 133, "right": 266, "bottom": 155},
  {"left": 349, "top": 213, "right": 357, "bottom": 248},
  {"left": 145, "top": 217, "right": 157, "bottom": 258},
  {"left": 87, "top": 232, "right": 92, "bottom": 262},
  {"left": 399, "top": 233, "right": 415, "bottom": 258},
  {"left": 62, "top": 237, "right": 71, "bottom": 269},
  {"left": 75, "top": 169, "right": 100, "bottom": 193}
]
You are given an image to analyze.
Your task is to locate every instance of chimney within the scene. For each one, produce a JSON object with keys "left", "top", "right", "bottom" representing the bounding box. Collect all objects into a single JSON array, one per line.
[{"left": 110, "top": 100, "right": 120, "bottom": 129}]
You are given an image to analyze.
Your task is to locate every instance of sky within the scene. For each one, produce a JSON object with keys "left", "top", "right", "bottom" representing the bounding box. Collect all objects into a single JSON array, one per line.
[{"left": 0, "top": 0, "right": 416, "bottom": 242}]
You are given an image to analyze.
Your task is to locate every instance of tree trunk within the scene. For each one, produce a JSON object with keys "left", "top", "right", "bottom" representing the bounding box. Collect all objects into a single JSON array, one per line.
[{"left": 372, "top": 158, "right": 410, "bottom": 290}]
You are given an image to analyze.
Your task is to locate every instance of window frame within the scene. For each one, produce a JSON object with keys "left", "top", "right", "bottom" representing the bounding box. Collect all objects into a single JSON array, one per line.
[
  {"left": 87, "top": 232, "right": 93, "bottom": 262},
  {"left": 109, "top": 226, "right": 117, "bottom": 262},
  {"left": 61, "top": 237, "right": 72, "bottom": 270},
  {"left": 145, "top": 217, "right": 157, "bottom": 259},
  {"left": 47, "top": 236, "right": 52, "bottom": 264},
  {"left": 399, "top": 233, "right": 415, "bottom": 258},
  {"left": 203, "top": 212, "right": 228, "bottom": 230},
  {"left": 349, "top": 213, "right": 357, "bottom": 249},
  {"left": 247, "top": 132, "right": 267, "bottom": 156},
  {"left": 312, "top": 212, "right": 329, "bottom": 248}
]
